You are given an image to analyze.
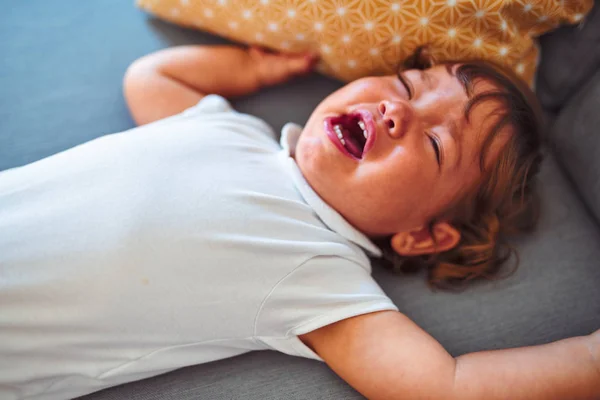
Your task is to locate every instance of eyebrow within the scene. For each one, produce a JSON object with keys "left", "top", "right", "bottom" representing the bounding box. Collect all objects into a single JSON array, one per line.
[
  {"left": 420, "top": 70, "right": 435, "bottom": 91},
  {"left": 445, "top": 64, "right": 470, "bottom": 97}
]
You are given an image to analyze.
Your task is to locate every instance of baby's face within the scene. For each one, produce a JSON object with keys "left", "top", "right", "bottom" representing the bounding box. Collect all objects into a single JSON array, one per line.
[{"left": 295, "top": 64, "right": 510, "bottom": 237}]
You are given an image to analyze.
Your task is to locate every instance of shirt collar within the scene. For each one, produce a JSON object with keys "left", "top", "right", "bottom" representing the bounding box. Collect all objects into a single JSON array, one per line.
[{"left": 278, "top": 123, "right": 382, "bottom": 257}]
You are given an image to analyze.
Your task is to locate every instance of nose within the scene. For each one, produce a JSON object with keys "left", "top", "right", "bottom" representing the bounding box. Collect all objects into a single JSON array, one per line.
[{"left": 378, "top": 100, "right": 416, "bottom": 139}]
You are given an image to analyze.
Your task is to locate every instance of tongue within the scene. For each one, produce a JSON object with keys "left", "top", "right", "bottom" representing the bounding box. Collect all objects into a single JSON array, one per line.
[
  {"left": 334, "top": 114, "right": 365, "bottom": 158},
  {"left": 344, "top": 133, "right": 363, "bottom": 158}
]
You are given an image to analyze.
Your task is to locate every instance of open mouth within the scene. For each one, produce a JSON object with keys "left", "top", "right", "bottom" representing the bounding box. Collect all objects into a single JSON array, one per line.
[{"left": 329, "top": 113, "right": 369, "bottom": 159}]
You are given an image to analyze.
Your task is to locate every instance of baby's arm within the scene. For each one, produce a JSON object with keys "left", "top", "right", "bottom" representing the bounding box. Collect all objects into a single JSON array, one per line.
[
  {"left": 123, "top": 45, "right": 316, "bottom": 125},
  {"left": 300, "top": 311, "right": 600, "bottom": 399}
]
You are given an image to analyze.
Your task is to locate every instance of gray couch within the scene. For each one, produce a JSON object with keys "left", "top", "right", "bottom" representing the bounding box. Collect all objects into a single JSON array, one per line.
[{"left": 1, "top": 1, "right": 599, "bottom": 399}]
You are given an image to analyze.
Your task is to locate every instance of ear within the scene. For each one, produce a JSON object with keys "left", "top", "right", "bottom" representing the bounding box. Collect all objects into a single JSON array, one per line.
[{"left": 390, "top": 222, "right": 461, "bottom": 256}]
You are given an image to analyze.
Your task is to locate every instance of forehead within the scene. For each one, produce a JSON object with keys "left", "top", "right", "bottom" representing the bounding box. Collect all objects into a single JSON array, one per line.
[
  {"left": 425, "top": 64, "right": 503, "bottom": 96},
  {"left": 464, "top": 98, "right": 512, "bottom": 172}
]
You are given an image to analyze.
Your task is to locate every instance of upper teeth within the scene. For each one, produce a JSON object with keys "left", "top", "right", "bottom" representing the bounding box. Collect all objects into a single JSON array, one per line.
[{"left": 358, "top": 120, "right": 367, "bottom": 138}]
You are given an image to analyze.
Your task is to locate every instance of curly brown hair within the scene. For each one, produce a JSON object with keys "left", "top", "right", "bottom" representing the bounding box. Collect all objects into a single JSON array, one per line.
[{"left": 374, "top": 47, "right": 544, "bottom": 291}]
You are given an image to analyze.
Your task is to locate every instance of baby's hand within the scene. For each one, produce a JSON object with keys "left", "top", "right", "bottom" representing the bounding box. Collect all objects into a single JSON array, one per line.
[{"left": 249, "top": 46, "right": 319, "bottom": 88}]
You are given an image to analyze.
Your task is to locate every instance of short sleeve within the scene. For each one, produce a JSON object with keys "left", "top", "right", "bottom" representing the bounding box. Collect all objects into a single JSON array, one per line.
[{"left": 254, "top": 256, "right": 398, "bottom": 360}]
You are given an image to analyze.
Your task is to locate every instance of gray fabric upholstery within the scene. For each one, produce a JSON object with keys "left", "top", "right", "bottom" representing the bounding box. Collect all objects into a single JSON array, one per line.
[
  {"left": 82, "top": 352, "right": 362, "bottom": 400},
  {"left": 550, "top": 69, "right": 600, "bottom": 225},
  {"left": 536, "top": 1, "right": 600, "bottom": 112},
  {"left": 2, "top": 1, "right": 599, "bottom": 399}
]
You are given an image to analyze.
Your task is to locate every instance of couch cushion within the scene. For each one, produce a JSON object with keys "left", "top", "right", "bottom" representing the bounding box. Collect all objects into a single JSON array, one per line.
[
  {"left": 138, "top": 0, "right": 593, "bottom": 85},
  {"left": 536, "top": 1, "right": 600, "bottom": 112},
  {"left": 550, "top": 69, "right": 600, "bottom": 225}
]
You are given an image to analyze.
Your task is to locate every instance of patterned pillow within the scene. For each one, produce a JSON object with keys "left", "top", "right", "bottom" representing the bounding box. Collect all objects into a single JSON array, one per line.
[{"left": 137, "top": 0, "right": 592, "bottom": 85}]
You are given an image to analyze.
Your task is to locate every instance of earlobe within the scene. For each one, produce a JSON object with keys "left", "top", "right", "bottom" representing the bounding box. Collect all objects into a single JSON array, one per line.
[{"left": 391, "top": 222, "right": 461, "bottom": 256}]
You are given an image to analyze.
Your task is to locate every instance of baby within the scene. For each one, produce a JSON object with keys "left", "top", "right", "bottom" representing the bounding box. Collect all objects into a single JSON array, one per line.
[{"left": 0, "top": 45, "right": 598, "bottom": 399}]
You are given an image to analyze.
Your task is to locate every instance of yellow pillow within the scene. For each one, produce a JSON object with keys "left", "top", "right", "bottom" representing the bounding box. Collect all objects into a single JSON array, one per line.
[{"left": 137, "top": 0, "right": 592, "bottom": 85}]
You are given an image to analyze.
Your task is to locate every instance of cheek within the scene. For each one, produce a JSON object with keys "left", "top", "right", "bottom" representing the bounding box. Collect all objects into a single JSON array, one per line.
[
  {"left": 296, "top": 134, "right": 321, "bottom": 168},
  {"left": 375, "top": 147, "right": 429, "bottom": 184},
  {"left": 347, "top": 78, "right": 383, "bottom": 95},
  {"left": 356, "top": 152, "right": 431, "bottom": 208},
  {"left": 316, "top": 78, "right": 392, "bottom": 110}
]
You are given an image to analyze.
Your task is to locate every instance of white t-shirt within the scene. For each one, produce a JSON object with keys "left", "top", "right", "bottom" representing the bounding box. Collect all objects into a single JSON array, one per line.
[{"left": 0, "top": 96, "right": 398, "bottom": 400}]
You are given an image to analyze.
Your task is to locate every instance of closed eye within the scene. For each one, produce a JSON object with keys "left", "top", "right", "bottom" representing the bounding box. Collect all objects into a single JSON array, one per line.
[
  {"left": 397, "top": 72, "right": 414, "bottom": 99},
  {"left": 428, "top": 133, "right": 442, "bottom": 167}
]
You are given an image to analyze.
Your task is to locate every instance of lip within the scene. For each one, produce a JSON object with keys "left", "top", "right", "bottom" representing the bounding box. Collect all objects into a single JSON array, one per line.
[{"left": 323, "top": 111, "right": 377, "bottom": 160}]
